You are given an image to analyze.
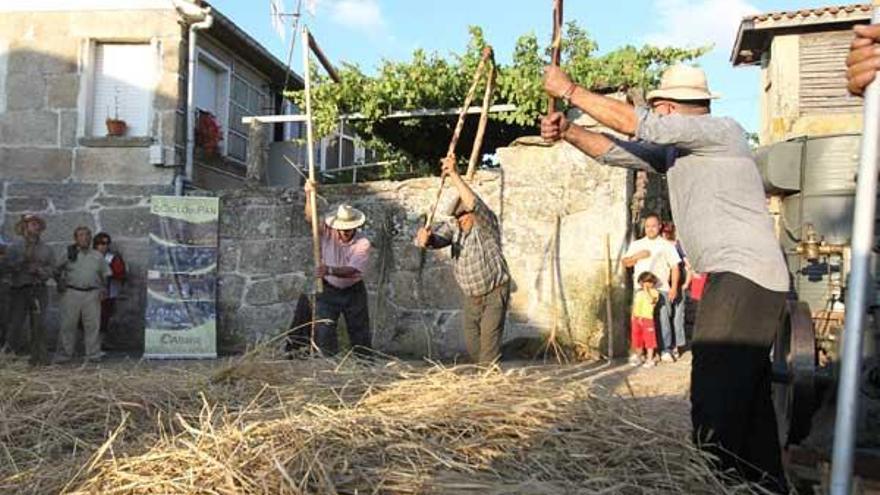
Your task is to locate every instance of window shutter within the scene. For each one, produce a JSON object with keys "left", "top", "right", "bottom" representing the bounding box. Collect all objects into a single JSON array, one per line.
[{"left": 92, "top": 43, "right": 154, "bottom": 136}]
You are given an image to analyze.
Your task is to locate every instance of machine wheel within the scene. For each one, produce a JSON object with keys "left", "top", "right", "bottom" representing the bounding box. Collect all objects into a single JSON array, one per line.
[{"left": 772, "top": 300, "right": 817, "bottom": 446}]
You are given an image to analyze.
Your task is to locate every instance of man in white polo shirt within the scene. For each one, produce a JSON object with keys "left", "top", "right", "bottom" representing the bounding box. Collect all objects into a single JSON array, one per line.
[{"left": 622, "top": 213, "right": 681, "bottom": 362}]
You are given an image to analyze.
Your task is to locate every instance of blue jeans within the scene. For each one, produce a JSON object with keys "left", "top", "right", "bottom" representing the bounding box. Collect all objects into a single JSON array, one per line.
[
  {"left": 657, "top": 290, "right": 686, "bottom": 352},
  {"left": 672, "top": 291, "right": 687, "bottom": 349}
]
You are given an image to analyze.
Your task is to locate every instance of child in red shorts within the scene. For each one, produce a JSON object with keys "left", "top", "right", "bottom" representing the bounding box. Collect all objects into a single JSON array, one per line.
[{"left": 629, "top": 271, "right": 660, "bottom": 368}]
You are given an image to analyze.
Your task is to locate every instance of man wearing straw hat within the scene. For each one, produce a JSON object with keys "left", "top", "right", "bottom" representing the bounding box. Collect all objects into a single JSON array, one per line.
[
  {"left": 414, "top": 156, "right": 510, "bottom": 366},
  {"left": 4, "top": 214, "right": 54, "bottom": 364},
  {"left": 540, "top": 64, "right": 789, "bottom": 492},
  {"left": 304, "top": 180, "right": 373, "bottom": 356}
]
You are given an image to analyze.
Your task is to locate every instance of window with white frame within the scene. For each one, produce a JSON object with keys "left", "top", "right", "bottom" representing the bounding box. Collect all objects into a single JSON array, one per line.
[
  {"left": 194, "top": 51, "right": 230, "bottom": 155},
  {"left": 320, "top": 122, "right": 366, "bottom": 171},
  {"left": 91, "top": 43, "right": 156, "bottom": 137},
  {"left": 228, "top": 74, "right": 268, "bottom": 162}
]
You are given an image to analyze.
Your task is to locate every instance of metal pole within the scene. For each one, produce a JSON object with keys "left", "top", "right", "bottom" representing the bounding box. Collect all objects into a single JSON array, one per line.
[
  {"left": 829, "top": 3, "right": 880, "bottom": 492},
  {"left": 302, "top": 25, "right": 322, "bottom": 296},
  {"left": 338, "top": 120, "right": 344, "bottom": 170}
]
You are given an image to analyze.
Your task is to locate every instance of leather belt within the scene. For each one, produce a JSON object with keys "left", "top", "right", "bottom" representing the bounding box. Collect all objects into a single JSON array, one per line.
[{"left": 67, "top": 285, "right": 98, "bottom": 292}]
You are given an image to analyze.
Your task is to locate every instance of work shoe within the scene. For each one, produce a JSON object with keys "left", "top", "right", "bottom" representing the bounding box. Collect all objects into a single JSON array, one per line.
[
  {"left": 84, "top": 351, "right": 106, "bottom": 363},
  {"left": 628, "top": 354, "right": 643, "bottom": 366},
  {"left": 660, "top": 351, "right": 675, "bottom": 363}
]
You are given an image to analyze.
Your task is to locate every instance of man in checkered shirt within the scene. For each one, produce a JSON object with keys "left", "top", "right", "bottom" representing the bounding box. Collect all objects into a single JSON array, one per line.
[{"left": 415, "top": 156, "right": 510, "bottom": 365}]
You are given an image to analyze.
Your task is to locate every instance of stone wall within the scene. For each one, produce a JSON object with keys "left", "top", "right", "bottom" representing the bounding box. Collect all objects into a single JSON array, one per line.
[
  {"left": 0, "top": 9, "right": 183, "bottom": 349},
  {"left": 0, "top": 181, "right": 174, "bottom": 350},
  {"left": 215, "top": 140, "right": 637, "bottom": 359},
  {"left": 0, "top": 10, "right": 184, "bottom": 185},
  {"left": 0, "top": 141, "right": 642, "bottom": 359}
]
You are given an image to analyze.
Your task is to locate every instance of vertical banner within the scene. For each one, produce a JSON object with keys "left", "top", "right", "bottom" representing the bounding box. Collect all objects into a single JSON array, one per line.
[{"left": 144, "top": 196, "right": 219, "bottom": 359}]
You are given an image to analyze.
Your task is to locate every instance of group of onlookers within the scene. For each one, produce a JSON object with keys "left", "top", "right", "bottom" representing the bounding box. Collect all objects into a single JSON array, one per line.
[
  {"left": 625, "top": 214, "right": 707, "bottom": 368},
  {"left": 0, "top": 214, "right": 126, "bottom": 364}
]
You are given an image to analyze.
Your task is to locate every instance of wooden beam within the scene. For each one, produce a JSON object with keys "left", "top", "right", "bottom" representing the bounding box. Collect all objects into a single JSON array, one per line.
[{"left": 307, "top": 31, "right": 340, "bottom": 83}]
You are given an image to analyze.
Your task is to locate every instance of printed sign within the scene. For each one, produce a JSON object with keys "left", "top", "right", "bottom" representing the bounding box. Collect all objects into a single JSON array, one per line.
[{"left": 143, "top": 196, "right": 219, "bottom": 359}]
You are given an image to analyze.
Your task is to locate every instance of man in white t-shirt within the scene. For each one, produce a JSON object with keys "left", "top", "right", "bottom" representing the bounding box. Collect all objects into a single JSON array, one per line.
[{"left": 622, "top": 213, "right": 681, "bottom": 362}]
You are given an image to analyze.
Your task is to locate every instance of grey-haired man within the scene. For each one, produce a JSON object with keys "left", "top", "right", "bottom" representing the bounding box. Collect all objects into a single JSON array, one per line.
[{"left": 415, "top": 157, "right": 510, "bottom": 365}]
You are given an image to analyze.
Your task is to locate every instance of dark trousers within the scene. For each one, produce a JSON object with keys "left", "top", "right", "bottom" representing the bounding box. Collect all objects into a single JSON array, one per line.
[
  {"left": 314, "top": 280, "right": 371, "bottom": 356},
  {"left": 6, "top": 285, "right": 49, "bottom": 365},
  {"left": 690, "top": 272, "right": 788, "bottom": 493},
  {"left": 462, "top": 282, "right": 510, "bottom": 365}
]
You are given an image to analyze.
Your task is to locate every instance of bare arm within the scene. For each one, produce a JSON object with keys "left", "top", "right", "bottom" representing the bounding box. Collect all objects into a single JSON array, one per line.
[
  {"left": 544, "top": 66, "right": 638, "bottom": 136},
  {"left": 440, "top": 156, "right": 476, "bottom": 210},
  {"left": 621, "top": 250, "right": 650, "bottom": 268},
  {"left": 683, "top": 261, "right": 694, "bottom": 289},
  {"left": 415, "top": 226, "right": 453, "bottom": 250}
]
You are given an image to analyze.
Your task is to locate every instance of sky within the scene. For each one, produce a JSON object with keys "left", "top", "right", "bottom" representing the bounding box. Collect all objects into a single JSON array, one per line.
[{"left": 209, "top": 0, "right": 842, "bottom": 133}]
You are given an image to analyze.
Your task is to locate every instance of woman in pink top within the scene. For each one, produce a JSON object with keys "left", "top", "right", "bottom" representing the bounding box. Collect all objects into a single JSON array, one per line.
[{"left": 304, "top": 180, "right": 372, "bottom": 356}]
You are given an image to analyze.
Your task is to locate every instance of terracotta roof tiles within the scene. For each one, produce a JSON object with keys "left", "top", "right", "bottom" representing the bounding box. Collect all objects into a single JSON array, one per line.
[{"left": 746, "top": 3, "right": 871, "bottom": 23}]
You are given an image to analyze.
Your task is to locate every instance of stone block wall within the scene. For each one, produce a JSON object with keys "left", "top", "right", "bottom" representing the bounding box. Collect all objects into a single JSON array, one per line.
[
  {"left": 0, "top": 138, "right": 640, "bottom": 358},
  {"left": 215, "top": 140, "right": 636, "bottom": 359},
  {"left": 0, "top": 9, "right": 184, "bottom": 349},
  {"left": 0, "top": 10, "right": 184, "bottom": 185},
  {"left": 0, "top": 181, "right": 173, "bottom": 350}
]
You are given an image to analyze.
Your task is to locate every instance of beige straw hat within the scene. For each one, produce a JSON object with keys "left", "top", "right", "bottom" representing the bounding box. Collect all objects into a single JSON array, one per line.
[
  {"left": 14, "top": 213, "right": 47, "bottom": 236},
  {"left": 325, "top": 204, "right": 366, "bottom": 230},
  {"left": 646, "top": 65, "right": 720, "bottom": 102}
]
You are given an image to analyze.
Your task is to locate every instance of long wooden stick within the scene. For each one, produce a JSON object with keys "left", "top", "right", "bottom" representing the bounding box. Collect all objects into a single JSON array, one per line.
[
  {"left": 424, "top": 46, "right": 493, "bottom": 228},
  {"left": 303, "top": 25, "right": 322, "bottom": 296},
  {"left": 604, "top": 233, "right": 614, "bottom": 360},
  {"left": 547, "top": 0, "right": 564, "bottom": 114},
  {"left": 466, "top": 55, "right": 495, "bottom": 181}
]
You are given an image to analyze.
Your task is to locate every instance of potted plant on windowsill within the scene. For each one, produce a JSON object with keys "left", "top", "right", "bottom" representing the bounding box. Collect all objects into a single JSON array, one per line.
[{"left": 105, "top": 87, "right": 127, "bottom": 137}]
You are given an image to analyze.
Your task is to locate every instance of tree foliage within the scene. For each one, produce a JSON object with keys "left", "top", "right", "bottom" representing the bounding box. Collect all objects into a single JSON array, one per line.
[{"left": 286, "top": 22, "right": 707, "bottom": 176}]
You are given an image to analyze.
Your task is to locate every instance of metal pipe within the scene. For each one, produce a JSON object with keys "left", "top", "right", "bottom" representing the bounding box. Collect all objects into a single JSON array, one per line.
[
  {"left": 176, "top": 5, "right": 213, "bottom": 196},
  {"left": 829, "top": 3, "right": 880, "bottom": 492}
]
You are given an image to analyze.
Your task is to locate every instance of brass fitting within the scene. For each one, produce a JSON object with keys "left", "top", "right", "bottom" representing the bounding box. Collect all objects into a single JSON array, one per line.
[{"left": 796, "top": 224, "right": 847, "bottom": 261}]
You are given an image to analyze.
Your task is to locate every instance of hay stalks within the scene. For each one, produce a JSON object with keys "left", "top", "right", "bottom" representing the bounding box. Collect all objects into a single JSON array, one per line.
[{"left": 0, "top": 350, "right": 761, "bottom": 494}]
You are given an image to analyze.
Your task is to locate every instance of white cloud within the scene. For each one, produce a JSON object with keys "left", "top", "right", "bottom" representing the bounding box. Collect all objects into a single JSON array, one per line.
[
  {"left": 321, "top": 0, "right": 386, "bottom": 33},
  {"left": 642, "top": 0, "right": 760, "bottom": 55}
]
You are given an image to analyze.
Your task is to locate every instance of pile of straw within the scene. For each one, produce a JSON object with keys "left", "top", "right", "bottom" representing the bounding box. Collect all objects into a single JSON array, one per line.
[{"left": 0, "top": 351, "right": 759, "bottom": 494}]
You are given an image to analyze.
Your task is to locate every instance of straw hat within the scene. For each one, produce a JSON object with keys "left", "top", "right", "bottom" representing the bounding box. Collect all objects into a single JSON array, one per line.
[
  {"left": 325, "top": 204, "right": 366, "bottom": 230},
  {"left": 14, "top": 213, "right": 46, "bottom": 236},
  {"left": 646, "top": 65, "right": 720, "bottom": 102}
]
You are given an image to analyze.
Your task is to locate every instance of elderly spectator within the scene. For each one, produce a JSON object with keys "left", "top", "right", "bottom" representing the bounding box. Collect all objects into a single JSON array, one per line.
[
  {"left": 4, "top": 214, "right": 53, "bottom": 364},
  {"left": 92, "top": 232, "right": 126, "bottom": 345},
  {"left": 55, "top": 226, "right": 110, "bottom": 363}
]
